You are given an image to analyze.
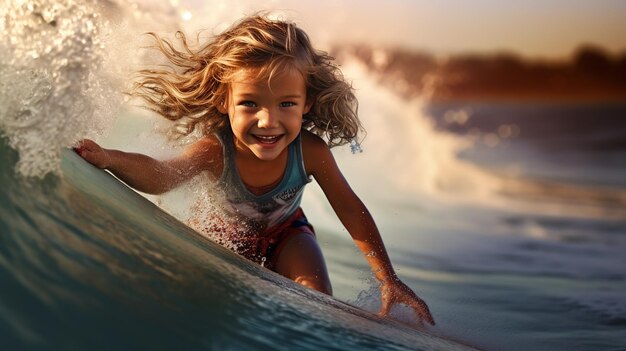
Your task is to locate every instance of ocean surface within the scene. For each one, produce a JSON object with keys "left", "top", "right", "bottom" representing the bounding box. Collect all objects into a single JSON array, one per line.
[{"left": 2, "top": 1, "right": 626, "bottom": 350}]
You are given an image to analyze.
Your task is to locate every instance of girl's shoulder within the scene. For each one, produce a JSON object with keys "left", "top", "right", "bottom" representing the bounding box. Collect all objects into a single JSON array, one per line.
[
  {"left": 300, "top": 129, "right": 333, "bottom": 176},
  {"left": 179, "top": 134, "right": 224, "bottom": 178},
  {"left": 300, "top": 129, "right": 328, "bottom": 153},
  {"left": 186, "top": 134, "right": 222, "bottom": 156}
]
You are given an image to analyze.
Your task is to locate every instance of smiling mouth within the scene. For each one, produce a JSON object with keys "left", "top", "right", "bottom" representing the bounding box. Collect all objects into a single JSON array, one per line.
[{"left": 253, "top": 134, "right": 283, "bottom": 144}]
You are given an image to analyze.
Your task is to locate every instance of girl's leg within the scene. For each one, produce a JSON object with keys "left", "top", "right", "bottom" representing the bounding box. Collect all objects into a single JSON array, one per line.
[{"left": 273, "top": 232, "right": 333, "bottom": 295}]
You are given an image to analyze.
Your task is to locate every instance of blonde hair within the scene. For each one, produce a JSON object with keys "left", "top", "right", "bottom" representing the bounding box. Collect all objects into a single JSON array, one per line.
[{"left": 132, "top": 14, "right": 361, "bottom": 147}]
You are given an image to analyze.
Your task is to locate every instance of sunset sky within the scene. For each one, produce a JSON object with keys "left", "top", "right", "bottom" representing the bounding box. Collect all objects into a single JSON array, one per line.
[
  {"left": 280, "top": 0, "right": 626, "bottom": 59},
  {"left": 179, "top": 0, "right": 626, "bottom": 59}
]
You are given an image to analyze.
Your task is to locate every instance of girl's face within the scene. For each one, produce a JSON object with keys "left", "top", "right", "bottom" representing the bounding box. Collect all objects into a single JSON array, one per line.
[{"left": 221, "top": 67, "right": 311, "bottom": 161}]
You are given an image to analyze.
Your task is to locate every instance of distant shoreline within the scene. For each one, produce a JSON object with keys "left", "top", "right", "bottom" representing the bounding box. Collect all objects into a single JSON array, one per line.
[{"left": 333, "top": 44, "right": 626, "bottom": 103}]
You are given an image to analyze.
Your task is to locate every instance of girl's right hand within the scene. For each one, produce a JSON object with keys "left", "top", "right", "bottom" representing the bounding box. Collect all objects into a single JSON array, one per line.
[
  {"left": 379, "top": 278, "right": 436, "bottom": 326},
  {"left": 74, "top": 139, "right": 111, "bottom": 169}
]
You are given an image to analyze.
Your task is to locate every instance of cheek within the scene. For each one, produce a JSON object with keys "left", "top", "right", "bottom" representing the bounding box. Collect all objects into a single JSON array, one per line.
[
  {"left": 227, "top": 113, "right": 241, "bottom": 131},
  {"left": 287, "top": 115, "right": 304, "bottom": 132},
  {"left": 228, "top": 111, "right": 254, "bottom": 133}
]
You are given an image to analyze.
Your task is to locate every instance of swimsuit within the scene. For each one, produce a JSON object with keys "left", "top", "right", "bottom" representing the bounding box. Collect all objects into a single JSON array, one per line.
[{"left": 214, "top": 129, "right": 315, "bottom": 269}]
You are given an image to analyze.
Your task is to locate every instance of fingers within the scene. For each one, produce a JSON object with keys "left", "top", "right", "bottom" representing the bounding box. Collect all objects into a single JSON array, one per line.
[
  {"left": 72, "top": 139, "right": 109, "bottom": 168},
  {"left": 73, "top": 139, "right": 93, "bottom": 155},
  {"left": 403, "top": 293, "right": 435, "bottom": 325},
  {"left": 378, "top": 300, "right": 391, "bottom": 317},
  {"left": 413, "top": 300, "right": 436, "bottom": 325},
  {"left": 74, "top": 139, "right": 101, "bottom": 156},
  {"left": 77, "top": 139, "right": 97, "bottom": 150},
  {"left": 73, "top": 140, "right": 85, "bottom": 154},
  {"left": 378, "top": 290, "right": 436, "bottom": 326},
  {"left": 379, "top": 301, "right": 436, "bottom": 326}
]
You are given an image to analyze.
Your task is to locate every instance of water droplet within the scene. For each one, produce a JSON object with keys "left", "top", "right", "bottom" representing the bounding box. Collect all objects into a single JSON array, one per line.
[{"left": 350, "top": 139, "right": 363, "bottom": 154}]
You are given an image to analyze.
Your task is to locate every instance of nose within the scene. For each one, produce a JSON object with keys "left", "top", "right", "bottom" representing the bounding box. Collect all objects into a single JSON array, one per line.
[{"left": 257, "top": 109, "right": 278, "bottom": 128}]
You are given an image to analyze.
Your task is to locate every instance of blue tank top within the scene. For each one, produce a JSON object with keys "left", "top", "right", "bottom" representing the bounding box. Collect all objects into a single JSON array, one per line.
[{"left": 216, "top": 129, "right": 312, "bottom": 231}]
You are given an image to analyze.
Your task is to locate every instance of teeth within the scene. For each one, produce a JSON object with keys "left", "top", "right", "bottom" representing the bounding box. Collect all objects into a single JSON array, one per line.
[{"left": 255, "top": 135, "right": 280, "bottom": 143}]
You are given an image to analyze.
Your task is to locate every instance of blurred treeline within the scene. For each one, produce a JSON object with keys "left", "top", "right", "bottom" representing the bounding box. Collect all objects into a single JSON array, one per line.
[{"left": 334, "top": 45, "right": 626, "bottom": 102}]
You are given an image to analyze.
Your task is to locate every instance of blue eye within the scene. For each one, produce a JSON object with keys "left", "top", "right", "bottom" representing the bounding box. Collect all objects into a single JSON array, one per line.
[
  {"left": 280, "top": 102, "right": 296, "bottom": 107},
  {"left": 239, "top": 101, "right": 257, "bottom": 108}
]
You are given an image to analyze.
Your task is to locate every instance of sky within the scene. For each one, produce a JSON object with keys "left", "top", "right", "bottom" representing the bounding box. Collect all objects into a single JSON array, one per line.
[{"left": 178, "top": 0, "right": 626, "bottom": 59}]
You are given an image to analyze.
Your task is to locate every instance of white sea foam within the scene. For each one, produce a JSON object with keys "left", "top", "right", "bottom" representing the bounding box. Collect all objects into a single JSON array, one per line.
[{"left": 0, "top": 0, "right": 122, "bottom": 177}]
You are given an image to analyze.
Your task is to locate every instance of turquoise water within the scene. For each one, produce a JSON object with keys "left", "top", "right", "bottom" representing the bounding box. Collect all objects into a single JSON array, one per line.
[
  {"left": 2, "top": 126, "right": 626, "bottom": 351},
  {"left": 0, "top": 140, "right": 476, "bottom": 350},
  {"left": 0, "top": 140, "right": 468, "bottom": 350}
]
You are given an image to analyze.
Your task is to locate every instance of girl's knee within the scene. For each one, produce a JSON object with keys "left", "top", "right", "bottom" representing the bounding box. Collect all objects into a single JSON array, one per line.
[
  {"left": 295, "top": 275, "right": 333, "bottom": 295},
  {"left": 274, "top": 232, "right": 332, "bottom": 295}
]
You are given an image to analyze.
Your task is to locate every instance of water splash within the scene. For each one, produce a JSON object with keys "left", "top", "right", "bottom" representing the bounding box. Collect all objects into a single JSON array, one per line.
[
  {"left": 0, "top": 0, "right": 121, "bottom": 177},
  {"left": 350, "top": 139, "right": 363, "bottom": 154},
  {"left": 332, "top": 61, "right": 502, "bottom": 203}
]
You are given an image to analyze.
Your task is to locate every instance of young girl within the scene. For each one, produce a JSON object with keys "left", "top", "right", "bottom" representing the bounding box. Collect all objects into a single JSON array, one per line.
[{"left": 76, "top": 14, "right": 434, "bottom": 325}]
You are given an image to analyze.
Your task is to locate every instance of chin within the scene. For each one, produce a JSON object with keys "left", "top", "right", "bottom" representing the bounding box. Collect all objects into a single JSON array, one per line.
[{"left": 252, "top": 150, "right": 282, "bottom": 161}]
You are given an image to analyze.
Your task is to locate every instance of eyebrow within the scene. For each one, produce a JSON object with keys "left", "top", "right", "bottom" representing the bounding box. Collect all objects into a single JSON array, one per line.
[
  {"left": 235, "top": 93, "right": 304, "bottom": 99},
  {"left": 280, "top": 94, "right": 304, "bottom": 99}
]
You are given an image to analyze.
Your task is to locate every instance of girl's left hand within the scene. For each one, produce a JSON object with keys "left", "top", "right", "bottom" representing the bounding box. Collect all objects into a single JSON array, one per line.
[
  {"left": 379, "top": 278, "right": 435, "bottom": 326},
  {"left": 74, "top": 139, "right": 111, "bottom": 169}
]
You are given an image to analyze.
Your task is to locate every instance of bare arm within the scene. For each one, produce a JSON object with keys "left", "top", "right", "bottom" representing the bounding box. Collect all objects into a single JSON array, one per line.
[
  {"left": 75, "top": 137, "right": 222, "bottom": 194},
  {"left": 302, "top": 132, "right": 435, "bottom": 325}
]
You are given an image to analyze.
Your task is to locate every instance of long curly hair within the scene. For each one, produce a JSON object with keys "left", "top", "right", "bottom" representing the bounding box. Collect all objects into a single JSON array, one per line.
[{"left": 131, "top": 14, "right": 362, "bottom": 147}]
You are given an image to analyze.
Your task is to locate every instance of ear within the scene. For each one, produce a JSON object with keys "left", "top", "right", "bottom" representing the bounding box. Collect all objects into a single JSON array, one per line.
[
  {"left": 217, "top": 98, "right": 228, "bottom": 114},
  {"left": 303, "top": 98, "right": 313, "bottom": 115}
]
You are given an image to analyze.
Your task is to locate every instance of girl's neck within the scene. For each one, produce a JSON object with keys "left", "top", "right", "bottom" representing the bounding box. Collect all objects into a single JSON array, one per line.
[{"left": 232, "top": 135, "right": 289, "bottom": 193}]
